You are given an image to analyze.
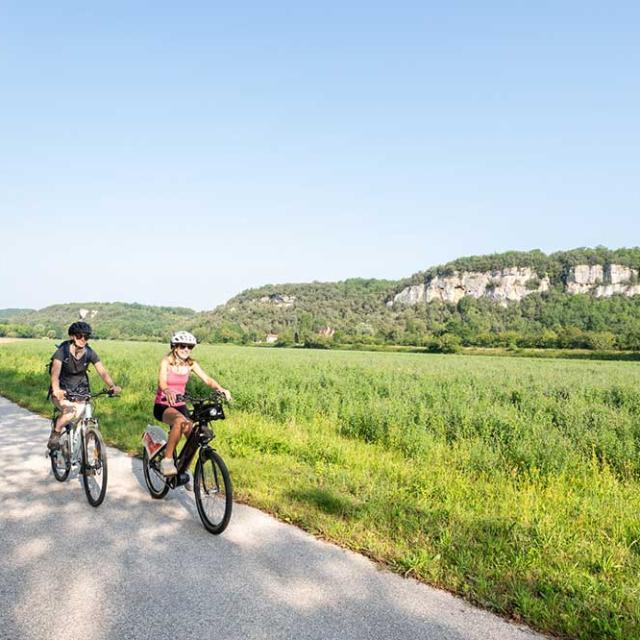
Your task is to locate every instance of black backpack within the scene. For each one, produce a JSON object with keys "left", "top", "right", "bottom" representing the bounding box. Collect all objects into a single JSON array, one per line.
[{"left": 46, "top": 340, "right": 94, "bottom": 399}]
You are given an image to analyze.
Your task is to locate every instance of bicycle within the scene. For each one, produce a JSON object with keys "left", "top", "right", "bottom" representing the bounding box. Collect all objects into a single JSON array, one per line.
[
  {"left": 49, "top": 388, "right": 115, "bottom": 507},
  {"left": 142, "top": 391, "right": 233, "bottom": 534}
]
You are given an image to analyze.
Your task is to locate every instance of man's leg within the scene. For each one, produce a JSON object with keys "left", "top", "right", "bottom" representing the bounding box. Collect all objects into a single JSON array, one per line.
[{"left": 48, "top": 399, "right": 81, "bottom": 449}]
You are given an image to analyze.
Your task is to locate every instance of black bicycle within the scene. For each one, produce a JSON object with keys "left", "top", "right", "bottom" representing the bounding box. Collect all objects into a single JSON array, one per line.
[
  {"left": 49, "top": 388, "right": 115, "bottom": 507},
  {"left": 142, "top": 391, "right": 233, "bottom": 534}
]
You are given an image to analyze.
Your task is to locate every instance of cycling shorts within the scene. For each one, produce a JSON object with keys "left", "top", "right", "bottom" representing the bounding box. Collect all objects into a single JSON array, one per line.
[{"left": 153, "top": 403, "right": 190, "bottom": 422}]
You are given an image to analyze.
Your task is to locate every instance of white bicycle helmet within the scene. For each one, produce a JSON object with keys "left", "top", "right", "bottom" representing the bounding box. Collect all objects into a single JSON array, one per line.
[{"left": 170, "top": 331, "right": 197, "bottom": 346}]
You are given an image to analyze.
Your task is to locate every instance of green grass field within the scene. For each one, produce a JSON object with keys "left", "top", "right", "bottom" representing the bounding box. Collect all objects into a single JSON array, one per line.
[{"left": 1, "top": 339, "right": 639, "bottom": 639}]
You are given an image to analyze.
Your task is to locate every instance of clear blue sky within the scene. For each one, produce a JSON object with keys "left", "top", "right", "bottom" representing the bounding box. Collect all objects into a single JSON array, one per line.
[{"left": 1, "top": 2, "right": 638, "bottom": 311}]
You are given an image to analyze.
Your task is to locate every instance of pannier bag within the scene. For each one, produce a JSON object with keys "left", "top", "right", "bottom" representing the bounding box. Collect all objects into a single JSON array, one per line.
[{"left": 142, "top": 425, "right": 168, "bottom": 458}]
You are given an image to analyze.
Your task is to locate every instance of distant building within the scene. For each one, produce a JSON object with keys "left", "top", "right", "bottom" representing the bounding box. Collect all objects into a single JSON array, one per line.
[
  {"left": 318, "top": 326, "right": 335, "bottom": 338},
  {"left": 265, "top": 333, "right": 279, "bottom": 343}
]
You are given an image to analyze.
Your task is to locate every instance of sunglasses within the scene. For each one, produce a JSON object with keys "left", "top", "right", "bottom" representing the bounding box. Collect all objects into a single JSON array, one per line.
[
  {"left": 176, "top": 344, "right": 194, "bottom": 350},
  {"left": 75, "top": 333, "right": 90, "bottom": 340}
]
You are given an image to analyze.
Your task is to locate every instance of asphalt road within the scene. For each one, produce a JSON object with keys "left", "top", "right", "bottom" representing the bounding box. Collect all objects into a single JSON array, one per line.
[{"left": 0, "top": 396, "right": 547, "bottom": 640}]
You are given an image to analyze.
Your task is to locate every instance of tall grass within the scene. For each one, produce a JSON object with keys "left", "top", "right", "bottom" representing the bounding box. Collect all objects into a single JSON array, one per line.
[{"left": 1, "top": 339, "right": 639, "bottom": 639}]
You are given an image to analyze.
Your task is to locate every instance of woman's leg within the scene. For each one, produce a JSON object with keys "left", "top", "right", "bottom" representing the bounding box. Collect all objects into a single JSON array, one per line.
[{"left": 160, "top": 408, "right": 193, "bottom": 475}]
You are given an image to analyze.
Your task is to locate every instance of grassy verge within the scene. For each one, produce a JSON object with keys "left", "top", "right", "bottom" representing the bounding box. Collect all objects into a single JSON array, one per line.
[{"left": 1, "top": 339, "right": 639, "bottom": 639}]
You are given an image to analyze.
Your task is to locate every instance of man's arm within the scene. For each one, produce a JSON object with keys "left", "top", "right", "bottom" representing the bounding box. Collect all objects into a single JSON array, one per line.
[
  {"left": 94, "top": 361, "right": 121, "bottom": 394},
  {"left": 50, "top": 359, "right": 66, "bottom": 401}
]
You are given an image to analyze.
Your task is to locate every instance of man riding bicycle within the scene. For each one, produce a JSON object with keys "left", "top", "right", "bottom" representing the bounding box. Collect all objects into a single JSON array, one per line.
[{"left": 47, "top": 321, "right": 121, "bottom": 450}]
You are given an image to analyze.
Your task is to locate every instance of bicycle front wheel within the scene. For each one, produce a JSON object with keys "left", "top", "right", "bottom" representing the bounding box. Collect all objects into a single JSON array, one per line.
[
  {"left": 51, "top": 432, "right": 70, "bottom": 482},
  {"left": 194, "top": 448, "right": 232, "bottom": 534},
  {"left": 82, "top": 427, "right": 108, "bottom": 507}
]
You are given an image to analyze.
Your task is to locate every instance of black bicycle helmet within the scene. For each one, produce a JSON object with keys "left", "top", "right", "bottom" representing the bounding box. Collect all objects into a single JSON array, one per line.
[{"left": 68, "top": 321, "right": 92, "bottom": 337}]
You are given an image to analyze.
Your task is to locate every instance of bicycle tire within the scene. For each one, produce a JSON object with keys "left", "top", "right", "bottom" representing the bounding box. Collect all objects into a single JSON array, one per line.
[
  {"left": 194, "top": 448, "right": 232, "bottom": 534},
  {"left": 143, "top": 449, "right": 170, "bottom": 499},
  {"left": 50, "top": 432, "right": 71, "bottom": 482},
  {"left": 81, "top": 427, "right": 108, "bottom": 507}
]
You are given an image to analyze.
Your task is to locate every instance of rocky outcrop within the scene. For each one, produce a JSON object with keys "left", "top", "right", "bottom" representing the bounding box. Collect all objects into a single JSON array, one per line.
[
  {"left": 594, "top": 283, "right": 640, "bottom": 297},
  {"left": 609, "top": 264, "right": 636, "bottom": 284},
  {"left": 565, "top": 265, "right": 604, "bottom": 294},
  {"left": 258, "top": 294, "right": 296, "bottom": 307},
  {"left": 392, "top": 264, "right": 640, "bottom": 306},
  {"left": 393, "top": 285, "right": 428, "bottom": 305},
  {"left": 567, "top": 264, "right": 640, "bottom": 297},
  {"left": 392, "top": 267, "right": 549, "bottom": 307}
]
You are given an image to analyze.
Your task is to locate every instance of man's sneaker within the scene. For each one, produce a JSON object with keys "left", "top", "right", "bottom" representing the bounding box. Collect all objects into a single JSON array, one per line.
[
  {"left": 160, "top": 458, "right": 177, "bottom": 476},
  {"left": 47, "top": 431, "right": 61, "bottom": 451}
]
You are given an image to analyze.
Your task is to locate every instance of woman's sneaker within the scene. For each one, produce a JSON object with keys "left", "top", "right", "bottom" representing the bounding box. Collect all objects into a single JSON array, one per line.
[{"left": 160, "top": 458, "right": 177, "bottom": 476}]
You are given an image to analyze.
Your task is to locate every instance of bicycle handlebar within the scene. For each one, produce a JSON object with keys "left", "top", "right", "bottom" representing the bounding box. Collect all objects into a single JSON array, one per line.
[{"left": 65, "top": 388, "right": 118, "bottom": 401}]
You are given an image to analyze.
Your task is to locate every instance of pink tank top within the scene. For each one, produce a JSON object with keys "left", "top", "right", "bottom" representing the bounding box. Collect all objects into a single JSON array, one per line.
[{"left": 155, "top": 368, "right": 189, "bottom": 405}]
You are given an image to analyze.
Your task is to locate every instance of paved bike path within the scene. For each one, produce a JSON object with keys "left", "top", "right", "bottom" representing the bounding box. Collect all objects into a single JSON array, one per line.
[{"left": 0, "top": 397, "right": 547, "bottom": 640}]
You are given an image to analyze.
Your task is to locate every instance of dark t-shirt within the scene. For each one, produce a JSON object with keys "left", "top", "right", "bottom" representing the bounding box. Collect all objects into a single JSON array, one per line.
[{"left": 53, "top": 343, "right": 100, "bottom": 393}]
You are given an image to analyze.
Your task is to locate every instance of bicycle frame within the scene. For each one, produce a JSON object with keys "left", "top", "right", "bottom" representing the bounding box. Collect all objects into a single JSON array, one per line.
[
  {"left": 143, "top": 397, "right": 222, "bottom": 489},
  {"left": 142, "top": 392, "right": 232, "bottom": 533},
  {"left": 52, "top": 392, "right": 110, "bottom": 470},
  {"left": 167, "top": 422, "right": 213, "bottom": 489},
  {"left": 55, "top": 402, "right": 94, "bottom": 467},
  {"left": 50, "top": 390, "right": 111, "bottom": 507}
]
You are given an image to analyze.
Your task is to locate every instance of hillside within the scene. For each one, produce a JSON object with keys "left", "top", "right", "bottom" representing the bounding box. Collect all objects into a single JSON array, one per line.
[
  {"left": 3, "top": 247, "right": 640, "bottom": 351},
  {"left": 0, "top": 309, "right": 33, "bottom": 320},
  {"left": 190, "top": 278, "right": 399, "bottom": 344},
  {"left": 191, "top": 247, "right": 640, "bottom": 350},
  {"left": 0, "top": 302, "right": 196, "bottom": 341}
]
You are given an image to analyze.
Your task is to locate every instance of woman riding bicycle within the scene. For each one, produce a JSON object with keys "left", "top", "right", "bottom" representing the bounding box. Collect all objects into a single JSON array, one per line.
[{"left": 154, "top": 331, "right": 231, "bottom": 476}]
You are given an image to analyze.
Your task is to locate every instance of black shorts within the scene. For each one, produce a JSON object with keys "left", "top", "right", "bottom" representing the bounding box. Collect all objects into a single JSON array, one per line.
[{"left": 153, "top": 403, "right": 190, "bottom": 422}]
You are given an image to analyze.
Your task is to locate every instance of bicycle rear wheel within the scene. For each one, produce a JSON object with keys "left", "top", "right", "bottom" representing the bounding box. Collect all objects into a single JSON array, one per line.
[
  {"left": 143, "top": 449, "right": 170, "bottom": 499},
  {"left": 51, "top": 432, "right": 70, "bottom": 482},
  {"left": 194, "top": 448, "right": 232, "bottom": 534},
  {"left": 82, "top": 427, "right": 108, "bottom": 507}
]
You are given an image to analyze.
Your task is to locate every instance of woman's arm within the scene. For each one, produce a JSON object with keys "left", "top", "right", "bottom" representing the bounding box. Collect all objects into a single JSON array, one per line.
[
  {"left": 158, "top": 357, "right": 177, "bottom": 405},
  {"left": 191, "top": 362, "right": 232, "bottom": 400}
]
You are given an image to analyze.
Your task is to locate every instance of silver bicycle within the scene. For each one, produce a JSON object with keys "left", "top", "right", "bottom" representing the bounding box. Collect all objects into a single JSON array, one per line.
[{"left": 49, "top": 389, "right": 113, "bottom": 507}]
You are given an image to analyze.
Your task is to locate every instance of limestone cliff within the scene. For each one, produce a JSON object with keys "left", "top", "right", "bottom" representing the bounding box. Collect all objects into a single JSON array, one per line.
[
  {"left": 566, "top": 264, "right": 640, "bottom": 297},
  {"left": 392, "top": 264, "right": 640, "bottom": 306},
  {"left": 392, "top": 267, "right": 549, "bottom": 307}
]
